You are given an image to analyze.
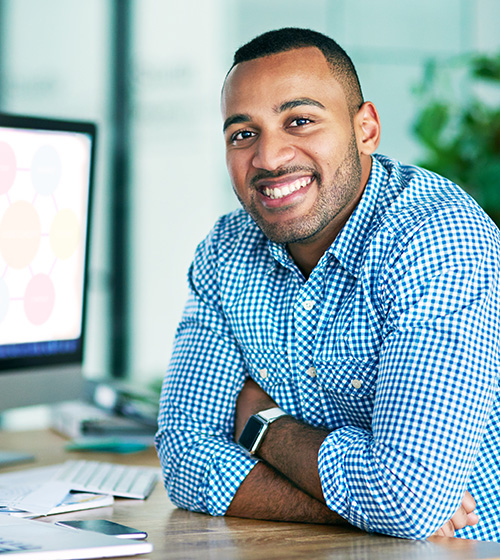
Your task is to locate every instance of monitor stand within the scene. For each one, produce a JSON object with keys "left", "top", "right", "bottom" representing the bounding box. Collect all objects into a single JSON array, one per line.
[{"left": 0, "top": 450, "right": 35, "bottom": 468}]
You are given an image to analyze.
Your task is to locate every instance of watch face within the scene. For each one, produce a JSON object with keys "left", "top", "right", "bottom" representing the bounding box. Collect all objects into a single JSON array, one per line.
[{"left": 238, "top": 415, "right": 265, "bottom": 452}]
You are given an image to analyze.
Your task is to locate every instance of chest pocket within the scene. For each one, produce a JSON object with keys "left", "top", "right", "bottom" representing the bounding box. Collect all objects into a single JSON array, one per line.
[
  {"left": 240, "top": 345, "right": 289, "bottom": 396},
  {"left": 315, "top": 289, "right": 382, "bottom": 399},
  {"left": 314, "top": 354, "right": 378, "bottom": 398}
]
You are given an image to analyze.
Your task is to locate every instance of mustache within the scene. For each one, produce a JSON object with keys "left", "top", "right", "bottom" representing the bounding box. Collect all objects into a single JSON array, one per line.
[{"left": 250, "top": 166, "right": 320, "bottom": 187}]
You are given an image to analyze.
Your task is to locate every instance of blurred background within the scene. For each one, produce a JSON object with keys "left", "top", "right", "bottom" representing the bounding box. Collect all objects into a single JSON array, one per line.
[{"left": 1, "top": 0, "right": 498, "bottom": 391}]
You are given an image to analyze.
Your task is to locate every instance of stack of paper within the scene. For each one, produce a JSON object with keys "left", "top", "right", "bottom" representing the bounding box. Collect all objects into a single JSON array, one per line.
[{"left": 0, "top": 465, "right": 113, "bottom": 517}]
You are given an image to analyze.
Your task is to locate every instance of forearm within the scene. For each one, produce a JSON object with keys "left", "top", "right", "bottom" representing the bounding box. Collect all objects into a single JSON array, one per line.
[
  {"left": 232, "top": 418, "right": 478, "bottom": 537},
  {"left": 230, "top": 381, "right": 342, "bottom": 523},
  {"left": 258, "top": 415, "right": 329, "bottom": 503},
  {"left": 226, "top": 461, "right": 345, "bottom": 524},
  {"left": 233, "top": 377, "right": 330, "bottom": 503},
  {"left": 232, "top": 380, "right": 479, "bottom": 537}
]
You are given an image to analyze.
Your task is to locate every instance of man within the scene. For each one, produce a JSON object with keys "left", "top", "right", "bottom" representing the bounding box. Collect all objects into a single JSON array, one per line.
[{"left": 155, "top": 28, "right": 500, "bottom": 541}]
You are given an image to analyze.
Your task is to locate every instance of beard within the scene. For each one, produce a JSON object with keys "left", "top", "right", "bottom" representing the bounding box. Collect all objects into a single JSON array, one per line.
[{"left": 234, "top": 132, "right": 363, "bottom": 245}]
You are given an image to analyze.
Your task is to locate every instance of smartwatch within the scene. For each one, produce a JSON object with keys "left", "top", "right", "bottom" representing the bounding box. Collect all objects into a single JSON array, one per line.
[{"left": 237, "top": 407, "right": 287, "bottom": 455}]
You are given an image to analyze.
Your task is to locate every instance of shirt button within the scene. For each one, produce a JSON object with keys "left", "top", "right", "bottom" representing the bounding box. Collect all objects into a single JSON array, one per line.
[
  {"left": 306, "top": 366, "right": 317, "bottom": 378},
  {"left": 302, "top": 300, "right": 315, "bottom": 310},
  {"left": 351, "top": 379, "right": 362, "bottom": 389},
  {"left": 259, "top": 368, "right": 268, "bottom": 380}
]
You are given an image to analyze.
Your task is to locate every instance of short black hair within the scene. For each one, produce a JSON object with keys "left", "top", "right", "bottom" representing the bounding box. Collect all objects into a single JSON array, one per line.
[{"left": 230, "top": 27, "right": 364, "bottom": 116}]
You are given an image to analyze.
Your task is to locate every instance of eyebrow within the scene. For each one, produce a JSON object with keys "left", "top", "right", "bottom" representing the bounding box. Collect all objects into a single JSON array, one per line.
[
  {"left": 276, "top": 97, "right": 326, "bottom": 113},
  {"left": 223, "top": 113, "right": 251, "bottom": 133},
  {"left": 223, "top": 98, "right": 326, "bottom": 133}
]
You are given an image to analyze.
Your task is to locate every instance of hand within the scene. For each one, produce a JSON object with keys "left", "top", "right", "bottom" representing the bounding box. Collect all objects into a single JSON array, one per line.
[
  {"left": 431, "top": 491, "right": 479, "bottom": 537},
  {"left": 234, "top": 377, "right": 277, "bottom": 441}
]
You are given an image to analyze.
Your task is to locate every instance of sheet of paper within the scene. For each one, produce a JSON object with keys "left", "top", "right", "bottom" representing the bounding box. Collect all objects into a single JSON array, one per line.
[
  {"left": 10, "top": 480, "right": 72, "bottom": 515},
  {"left": 0, "top": 465, "right": 71, "bottom": 515}
]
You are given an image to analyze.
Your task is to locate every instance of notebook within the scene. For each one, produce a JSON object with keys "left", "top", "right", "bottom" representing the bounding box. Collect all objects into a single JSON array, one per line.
[{"left": 0, "top": 514, "right": 153, "bottom": 559}]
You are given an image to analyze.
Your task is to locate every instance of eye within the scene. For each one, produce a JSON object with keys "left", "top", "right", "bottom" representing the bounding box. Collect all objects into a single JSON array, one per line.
[
  {"left": 289, "top": 117, "right": 312, "bottom": 128},
  {"left": 230, "top": 129, "right": 256, "bottom": 143}
]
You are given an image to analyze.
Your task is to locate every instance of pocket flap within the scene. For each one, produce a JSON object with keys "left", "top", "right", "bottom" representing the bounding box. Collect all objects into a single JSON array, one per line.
[
  {"left": 315, "top": 356, "right": 378, "bottom": 397},
  {"left": 240, "top": 345, "right": 289, "bottom": 390}
]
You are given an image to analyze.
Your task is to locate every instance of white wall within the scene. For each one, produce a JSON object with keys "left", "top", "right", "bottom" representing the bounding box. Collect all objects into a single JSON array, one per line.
[{"left": 130, "top": 0, "right": 232, "bottom": 383}]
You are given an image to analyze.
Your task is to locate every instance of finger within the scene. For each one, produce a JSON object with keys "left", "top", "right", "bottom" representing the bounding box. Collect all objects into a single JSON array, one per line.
[
  {"left": 449, "top": 505, "right": 469, "bottom": 531},
  {"left": 467, "top": 512, "right": 479, "bottom": 526},
  {"left": 461, "top": 491, "right": 477, "bottom": 514},
  {"left": 438, "top": 520, "right": 456, "bottom": 537}
]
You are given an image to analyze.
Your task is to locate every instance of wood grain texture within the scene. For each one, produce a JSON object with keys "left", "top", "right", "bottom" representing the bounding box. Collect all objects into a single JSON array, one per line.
[{"left": 2, "top": 429, "right": 500, "bottom": 560}]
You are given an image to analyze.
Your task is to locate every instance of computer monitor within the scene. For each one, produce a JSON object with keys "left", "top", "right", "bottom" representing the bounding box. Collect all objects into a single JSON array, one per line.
[{"left": 0, "top": 113, "right": 96, "bottom": 465}]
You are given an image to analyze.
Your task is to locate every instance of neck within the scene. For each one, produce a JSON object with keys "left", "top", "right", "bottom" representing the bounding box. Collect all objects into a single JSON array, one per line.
[
  {"left": 287, "top": 247, "right": 324, "bottom": 280},
  {"left": 287, "top": 220, "right": 344, "bottom": 279}
]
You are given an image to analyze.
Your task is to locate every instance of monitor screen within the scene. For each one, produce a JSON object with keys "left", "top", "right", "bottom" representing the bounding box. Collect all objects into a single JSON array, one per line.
[{"left": 0, "top": 114, "right": 96, "bottom": 413}]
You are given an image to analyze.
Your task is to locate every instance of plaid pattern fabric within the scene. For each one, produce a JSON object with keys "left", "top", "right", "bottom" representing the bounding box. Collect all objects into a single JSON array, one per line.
[{"left": 156, "top": 155, "right": 500, "bottom": 541}]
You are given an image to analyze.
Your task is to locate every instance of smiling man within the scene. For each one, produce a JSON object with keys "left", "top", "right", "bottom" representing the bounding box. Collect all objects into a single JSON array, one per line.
[
  {"left": 156, "top": 28, "right": 500, "bottom": 541},
  {"left": 222, "top": 43, "right": 373, "bottom": 277}
]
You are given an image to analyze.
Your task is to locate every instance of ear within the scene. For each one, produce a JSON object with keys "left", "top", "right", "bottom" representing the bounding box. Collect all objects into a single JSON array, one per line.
[{"left": 354, "top": 102, "right": 381, "bottom": 155}]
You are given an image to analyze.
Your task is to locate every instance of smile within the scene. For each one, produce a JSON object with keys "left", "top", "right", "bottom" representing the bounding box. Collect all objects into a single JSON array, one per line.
[{"left": 260, "top": 176, "right": 313, "bottom": 200}]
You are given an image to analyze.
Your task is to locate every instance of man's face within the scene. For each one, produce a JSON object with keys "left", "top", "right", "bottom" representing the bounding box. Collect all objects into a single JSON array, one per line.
[{"left": 221, "top": 47, "right": 371, "bottom": 247}]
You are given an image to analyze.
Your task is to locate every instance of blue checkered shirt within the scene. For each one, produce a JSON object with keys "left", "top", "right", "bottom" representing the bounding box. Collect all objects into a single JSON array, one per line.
[{"left": 156, "top": 155, "right": 500, "bottom": 541}]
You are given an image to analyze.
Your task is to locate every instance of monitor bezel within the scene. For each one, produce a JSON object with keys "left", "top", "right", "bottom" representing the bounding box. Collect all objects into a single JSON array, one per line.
[{"left": 0, "top": 113, "right": 97, "bottom": 376}]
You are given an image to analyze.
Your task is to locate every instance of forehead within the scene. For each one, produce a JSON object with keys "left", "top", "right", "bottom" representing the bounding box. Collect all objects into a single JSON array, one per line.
[{"left": 221, "top": 47, "right": 348, "bottom": 118}]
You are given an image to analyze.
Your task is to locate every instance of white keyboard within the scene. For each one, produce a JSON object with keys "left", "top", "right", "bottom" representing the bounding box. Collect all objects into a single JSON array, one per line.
[{"left": 52, "top": 460, "right": 159, "bottom": 499}]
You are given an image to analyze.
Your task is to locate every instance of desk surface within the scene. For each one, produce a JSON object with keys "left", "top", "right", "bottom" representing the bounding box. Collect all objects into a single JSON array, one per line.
[{"left": 2, "top": 429, "right": 500, "bottom": 560}]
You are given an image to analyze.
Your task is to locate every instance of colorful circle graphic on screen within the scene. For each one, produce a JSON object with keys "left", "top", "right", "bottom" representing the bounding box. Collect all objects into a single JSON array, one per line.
[
  {"left": 50, "top": 209, "right": 80, "bottom": 260},
  {"left": 31, "top": 144, "right": 61, "bottom": 195},
  {"left": 0, "top": 200, "right": 42, "bottom": 269},
  {"left": 24, "top": 274, "right": 56, "bottom": 325},
  {"left": 0, "top": 124, "right": 92, "bottom": 345}
]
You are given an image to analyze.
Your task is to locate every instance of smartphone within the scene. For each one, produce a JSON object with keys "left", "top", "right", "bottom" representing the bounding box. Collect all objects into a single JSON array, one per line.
[{"left": 55, "top": 519, "right": 147, "bottom": 540}]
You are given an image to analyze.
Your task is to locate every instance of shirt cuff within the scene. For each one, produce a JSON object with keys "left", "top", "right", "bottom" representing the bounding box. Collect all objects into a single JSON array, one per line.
[
  {"left": 318, "top": 426, "right": 372, "bottom": 532},
  {"left": 202, "top": 441, "right": 259, "bottom": 516}
]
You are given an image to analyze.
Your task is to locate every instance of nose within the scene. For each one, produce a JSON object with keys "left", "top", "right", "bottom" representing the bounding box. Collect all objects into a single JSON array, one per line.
[{"left": 251, "top": 132, "right": 295, "bottom": 171}]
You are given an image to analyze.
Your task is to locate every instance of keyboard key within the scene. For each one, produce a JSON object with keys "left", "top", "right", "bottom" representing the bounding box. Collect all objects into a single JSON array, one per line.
[{"left": 52, "top": 460, "right": 159, "bottom": 499}]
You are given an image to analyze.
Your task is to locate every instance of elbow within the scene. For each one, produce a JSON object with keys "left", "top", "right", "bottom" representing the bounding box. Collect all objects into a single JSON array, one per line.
[
  {"left": 337, "top": 490, "right": 458, "bottom": 540},
  {"left": 155, "top": 430, "right": 186, "bottom": 507},
  {"left": 155, "top": 428, "right": 214, "bottom": 515},
  {"left": 367, "top": 503, "right": 457, "bottom": 540}
]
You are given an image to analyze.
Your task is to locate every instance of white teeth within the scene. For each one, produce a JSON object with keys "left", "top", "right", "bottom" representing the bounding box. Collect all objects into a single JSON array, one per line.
[{"left": 263, "top": 176, "right": 312, "bottom": 200}]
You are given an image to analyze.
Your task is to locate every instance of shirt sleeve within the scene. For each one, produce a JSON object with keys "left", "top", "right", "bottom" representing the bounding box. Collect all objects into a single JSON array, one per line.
[
  {"left": 318, "top": 206, "right": 500, "bottom": 539},
  {"left": 155, "top": 224, "right": 258, "bottom": 516}
]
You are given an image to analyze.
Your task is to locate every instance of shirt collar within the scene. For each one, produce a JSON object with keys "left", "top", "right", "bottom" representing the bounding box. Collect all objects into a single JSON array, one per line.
[{"left": 328, "top": 156, "right": 389, "bottom": 277}]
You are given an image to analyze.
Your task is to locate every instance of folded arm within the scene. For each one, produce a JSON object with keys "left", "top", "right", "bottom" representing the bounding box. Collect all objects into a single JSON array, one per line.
[{"left": 228, "top": 378, "right": 478, "bottom": 537}]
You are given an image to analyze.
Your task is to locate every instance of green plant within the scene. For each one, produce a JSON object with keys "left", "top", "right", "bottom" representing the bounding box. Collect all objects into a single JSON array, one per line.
[{"left": 413, "top": 52, "right": 500, "bottom": 225}]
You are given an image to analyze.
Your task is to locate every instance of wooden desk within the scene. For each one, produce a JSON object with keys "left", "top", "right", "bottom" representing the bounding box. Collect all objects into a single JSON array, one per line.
[{"left": 2, "top": 429, "right": 500, "bottom": 559}]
